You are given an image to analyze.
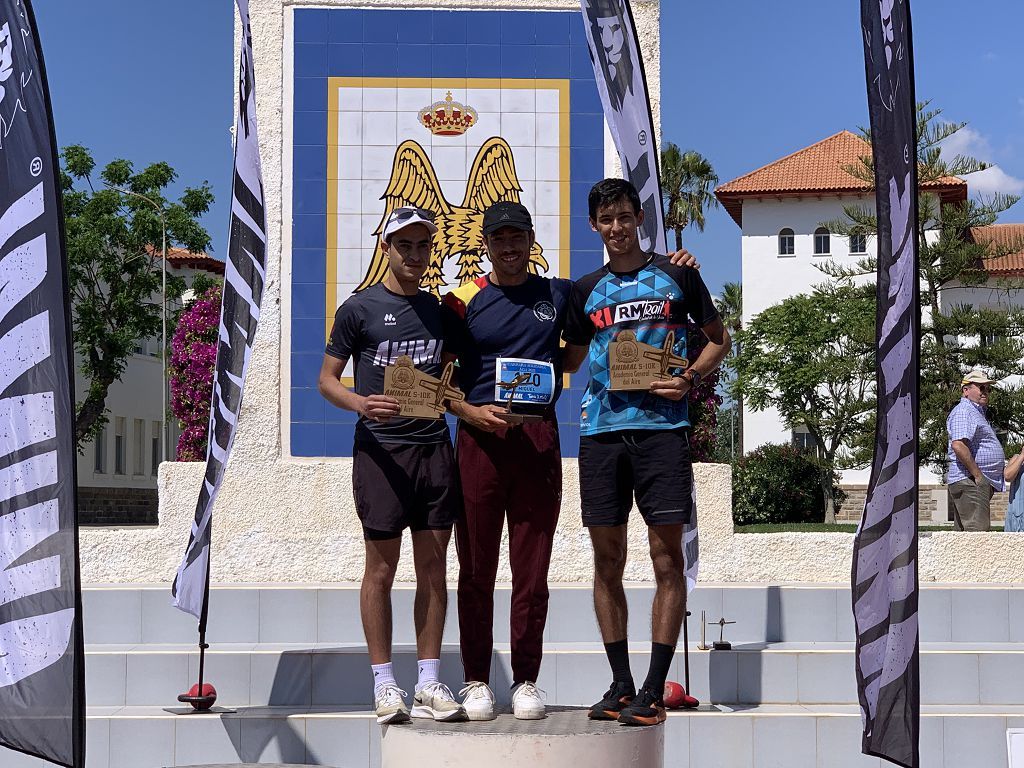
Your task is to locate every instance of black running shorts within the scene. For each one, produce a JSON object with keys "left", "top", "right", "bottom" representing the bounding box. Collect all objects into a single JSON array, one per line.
[
  {"left": 352, "top": 439, "right": 461, "bottom": 540},
  {"left": 578, "top": 428, "right": 694, "bottom": 527}
]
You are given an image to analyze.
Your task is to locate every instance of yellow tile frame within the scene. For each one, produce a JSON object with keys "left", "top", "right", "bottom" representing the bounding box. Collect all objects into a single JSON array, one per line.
[{"left": 324, "top": 76, "right": 573, "bottom": 338}]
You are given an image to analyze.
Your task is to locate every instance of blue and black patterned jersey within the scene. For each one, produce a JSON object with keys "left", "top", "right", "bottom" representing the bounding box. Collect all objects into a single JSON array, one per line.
[{"left": 562, "top": 253, "right": 719, "bottom": 436}]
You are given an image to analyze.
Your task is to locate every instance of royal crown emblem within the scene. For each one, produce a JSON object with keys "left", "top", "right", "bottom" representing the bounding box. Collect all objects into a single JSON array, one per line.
[{"left": 418, "top": 91, "right": 478, "bottom": 136}]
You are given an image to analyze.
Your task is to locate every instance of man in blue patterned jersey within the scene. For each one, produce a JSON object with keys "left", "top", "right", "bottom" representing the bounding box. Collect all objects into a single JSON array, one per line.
[{"left": 563, "top": 179, "right": 731, "bottom": 727}]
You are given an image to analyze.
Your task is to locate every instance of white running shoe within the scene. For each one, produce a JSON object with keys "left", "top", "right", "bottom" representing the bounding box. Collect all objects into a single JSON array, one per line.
[
  {"left": 411, "top": 681, "right": 467, "bottom": 722},
  {"left": 459, "top": 681, "right": 496, "bottom": 721},
  {"left": 511, "top": 681, "right": 545, "bottom": 720},
  {"left": 374, "top": 683, "right": 411, "bottom": 725}
]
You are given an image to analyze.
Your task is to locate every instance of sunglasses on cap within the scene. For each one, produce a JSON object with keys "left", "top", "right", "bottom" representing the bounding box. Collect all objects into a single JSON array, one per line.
[{"left": 389, "top": 206, "right": 436, "bottom": 223}]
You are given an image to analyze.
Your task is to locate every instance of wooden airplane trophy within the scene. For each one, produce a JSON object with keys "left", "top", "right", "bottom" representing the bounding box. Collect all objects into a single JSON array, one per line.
[
  {"left": 607, "top": 329, "right": 689, "bottom": 391},
  {"left": 383, "top": 356, "right": 465, "bottom": 418},
  {"left": 496, "top": 372, "right": 544, "bottom": 424}
]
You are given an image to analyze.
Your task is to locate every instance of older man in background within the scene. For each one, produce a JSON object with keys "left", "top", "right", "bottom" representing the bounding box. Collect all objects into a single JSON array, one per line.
[{"left": 946, "top": 368, "right": 1005, "bottom": 531}]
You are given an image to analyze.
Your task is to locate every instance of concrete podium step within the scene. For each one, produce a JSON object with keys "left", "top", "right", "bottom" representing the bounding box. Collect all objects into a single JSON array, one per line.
[
  {"left": 10, "top": 583, "right": 1015, "bottom": 768},
  {"left": 82, "top": 583, "right": 1024, "bottom": 646},
  {"left": 6, "top": 704, "right": 1023, "bottom": 768},
  {"left": 380, "top": 710, "right": 664, "bottom": 768},
  {"left": 81, "top": 641, "right": 1024, "bottom": 708}
]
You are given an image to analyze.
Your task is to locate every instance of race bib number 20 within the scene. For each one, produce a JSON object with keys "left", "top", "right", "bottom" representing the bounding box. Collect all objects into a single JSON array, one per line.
[{"left": 494, "top": 357, "right": 555, "bottom": 405}]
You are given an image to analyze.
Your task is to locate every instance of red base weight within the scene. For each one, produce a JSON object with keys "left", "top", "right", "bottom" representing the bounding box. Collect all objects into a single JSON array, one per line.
[
  {"left": 178, "top": 683, "right": 217, "bottom": 711},
  {"left": 663, "top": 681, "right": 685, "bottom": 709}
]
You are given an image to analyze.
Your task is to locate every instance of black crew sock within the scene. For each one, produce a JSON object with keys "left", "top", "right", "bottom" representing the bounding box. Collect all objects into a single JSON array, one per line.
[
  {"left": 641, "top": 642, "right": 676, "bottom": 696},
  {"left": 603, "top": 639, "right": 634, "bottom": 687}
]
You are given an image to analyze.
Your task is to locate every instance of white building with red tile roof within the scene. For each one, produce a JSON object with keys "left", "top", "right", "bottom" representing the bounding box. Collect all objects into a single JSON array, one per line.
[{"left": 716, "top": 131, "right": 1024, "bottom": 491}]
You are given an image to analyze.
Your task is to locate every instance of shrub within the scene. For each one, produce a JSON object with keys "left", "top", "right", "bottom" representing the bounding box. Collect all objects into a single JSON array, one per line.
[
  {"left": 169, "top": 286, "right": 221, "bottom": 461},
  {"left": 686, "top": 320, "right": 723, "bottom": 463},
  {"left": 732, "top": 443, "right": 846, "bottom": 526}
]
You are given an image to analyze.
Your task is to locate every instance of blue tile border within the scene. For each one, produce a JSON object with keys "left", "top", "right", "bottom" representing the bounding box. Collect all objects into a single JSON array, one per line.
[{"left": 291, "top": 8, "right": 605, "bottom": 457}]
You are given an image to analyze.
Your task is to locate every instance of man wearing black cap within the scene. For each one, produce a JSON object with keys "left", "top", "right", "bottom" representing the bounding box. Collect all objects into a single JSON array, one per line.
[
  {"left": 319, "top": 206, "right": 466, "bottom": 725},
  {"left": 442, "top": 201, "right": 698, "bottom": 721},
  {"left": 441, "top": 201, "right": 566, "bottom": 720}
]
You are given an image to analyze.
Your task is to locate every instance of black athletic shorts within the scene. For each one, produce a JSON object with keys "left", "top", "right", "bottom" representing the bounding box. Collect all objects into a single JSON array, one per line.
[
  {"left": 352, "top": 439, "right": 461, "bottom": 540},
  {"left": 578, "top": 428, "right": 694, "bottom": 527}
]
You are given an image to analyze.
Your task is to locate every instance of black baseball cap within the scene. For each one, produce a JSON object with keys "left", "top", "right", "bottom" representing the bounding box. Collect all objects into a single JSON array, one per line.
[{"left": 482, "top": 201, "right": 533, "bottom": 236}]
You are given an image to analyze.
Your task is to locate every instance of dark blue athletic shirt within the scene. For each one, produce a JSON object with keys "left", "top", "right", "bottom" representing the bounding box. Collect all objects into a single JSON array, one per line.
[{"left": 441, "top": 274, "right": 573, "bottom": 408}]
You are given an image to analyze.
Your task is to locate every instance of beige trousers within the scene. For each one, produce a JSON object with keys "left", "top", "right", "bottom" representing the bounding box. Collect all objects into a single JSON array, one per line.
[{"left": 948, "top": 477, "right": 994, "bottom": 531}]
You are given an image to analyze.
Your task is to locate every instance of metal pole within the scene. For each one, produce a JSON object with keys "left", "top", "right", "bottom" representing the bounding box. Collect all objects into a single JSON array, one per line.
[{"left": 161, "top": 221, "right": 168, "bottom": 463}]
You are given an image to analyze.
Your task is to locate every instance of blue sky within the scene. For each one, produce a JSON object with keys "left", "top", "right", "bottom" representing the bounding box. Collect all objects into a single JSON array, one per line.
[{"left": 34, "top": 1, "right": 1024, "bottom": 298}]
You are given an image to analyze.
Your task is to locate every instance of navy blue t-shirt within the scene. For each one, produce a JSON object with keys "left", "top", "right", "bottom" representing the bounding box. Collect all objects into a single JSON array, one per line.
[{"left": 441, "top": 274, "right": 572, "bottom": 408}]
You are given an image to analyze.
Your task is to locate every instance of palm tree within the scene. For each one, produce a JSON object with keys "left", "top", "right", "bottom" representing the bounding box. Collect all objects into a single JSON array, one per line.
[
  {"left": 715, "top": 282, "right": 743, "bottom": 457},
  {"left": 661, "top": 143, "right": 720, "bottom": 250}
]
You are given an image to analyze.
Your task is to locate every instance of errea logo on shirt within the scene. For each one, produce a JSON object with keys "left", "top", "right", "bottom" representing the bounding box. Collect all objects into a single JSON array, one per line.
[{"left": 384, "top": 313, "right": 397, "bottom": 326}]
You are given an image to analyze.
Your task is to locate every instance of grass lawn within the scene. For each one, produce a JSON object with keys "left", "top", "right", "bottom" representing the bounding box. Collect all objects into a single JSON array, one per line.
[{"left": 733, "top": 523, "right": 993, "bottom": 533}]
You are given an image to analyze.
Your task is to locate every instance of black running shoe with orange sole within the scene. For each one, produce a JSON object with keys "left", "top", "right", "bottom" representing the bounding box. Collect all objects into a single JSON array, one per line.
[
  {"left": 588, "top": 681, "right": 636, "bottom": 721},
  {"left": 617, "top": 687, "right": 667, "bottom": 726}
]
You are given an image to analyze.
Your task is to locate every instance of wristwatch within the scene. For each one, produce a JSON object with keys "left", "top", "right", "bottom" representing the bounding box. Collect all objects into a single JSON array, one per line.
[{"left": 683, "top": 368, "right": 702, "bottom": 387}]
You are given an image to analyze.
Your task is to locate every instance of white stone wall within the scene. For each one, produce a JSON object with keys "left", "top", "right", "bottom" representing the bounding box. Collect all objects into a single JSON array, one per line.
[{"left": 86, "top": 459, "right": 1024, "bottom": 584}]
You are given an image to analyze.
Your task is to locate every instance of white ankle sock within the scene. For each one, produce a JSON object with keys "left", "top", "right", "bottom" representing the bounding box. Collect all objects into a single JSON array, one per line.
[
  {"left": 371, "top": 662, "right": 396, "bottom": 695},
  {"left": 416, "top": 658, "right": 440, "bottom": 692}
]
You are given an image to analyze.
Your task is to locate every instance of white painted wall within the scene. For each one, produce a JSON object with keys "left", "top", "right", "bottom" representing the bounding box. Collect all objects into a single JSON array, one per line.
[
  {"left": 740, "top": 195, "right": 875, "bottom": 458},
  {"left": 737, "top": 194, "right": 953, "bottom": 485}
]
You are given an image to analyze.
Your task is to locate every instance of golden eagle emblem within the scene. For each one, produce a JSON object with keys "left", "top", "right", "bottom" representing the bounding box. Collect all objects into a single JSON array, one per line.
[{"left": 357, "top": 136, "right": 548, "bottom": 296}]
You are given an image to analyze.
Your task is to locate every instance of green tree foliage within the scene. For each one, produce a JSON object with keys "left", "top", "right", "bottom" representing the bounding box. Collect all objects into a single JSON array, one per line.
[
  {"left": 734, "top": 285, "right": 876, "bottom": 522},
  {"left": 732, "top": 443, "right": 847, "bottom": 526},
  {"left": 821, "top": 103, "right": 1024, "bottom": 467},
  {"left": 661, "top": 143, "right": 719, "bottom": 250},
  {"left": 62, "top": 145, "right": 214, "bottom": 447}
]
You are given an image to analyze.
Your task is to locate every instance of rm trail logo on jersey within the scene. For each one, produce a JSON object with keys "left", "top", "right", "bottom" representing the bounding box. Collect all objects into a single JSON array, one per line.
[
  {"left": 589, "top": 299, "right": 669, "bottom": 330},
  {"left": 383, "top": 313, "right": 397, "bottom": 326}
]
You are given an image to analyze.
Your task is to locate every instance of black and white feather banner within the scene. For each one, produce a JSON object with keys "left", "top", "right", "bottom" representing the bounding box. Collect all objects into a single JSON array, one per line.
[
  {"left": 172, "top": 0, "right": 266, "bottom": 622},
  {"left": 579, "top": 0, "right": 667, "bottom": 255},
  {"left": 0, "top": 1, "right": 85, "bottom": 766},
  {"left": 852, "top": 1, "right": 920, "bottom": 765}
]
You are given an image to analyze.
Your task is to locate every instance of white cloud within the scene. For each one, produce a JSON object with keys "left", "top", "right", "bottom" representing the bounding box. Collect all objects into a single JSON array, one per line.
[
  {"left": 968, "top": 166, "right": 1024, "bottom": 196},
  {"left": 940, "top": 126, "right": 989, "bottom": 160},
  {"left": 940, "top": 127, "right": 1024, "bottom": 197}
]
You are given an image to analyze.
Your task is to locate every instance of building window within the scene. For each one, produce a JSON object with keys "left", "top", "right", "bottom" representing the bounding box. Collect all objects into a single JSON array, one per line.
[
  {"left": 114, "top": 417, "right": 126, "bottom": 475},
  {"left": 93, "top": 428, "right": 106, "bottom": 474},
  {"left": 814, "top": 227, "right": 830, "bottom": 255},
  {"left": 133, "top": 419, "right": 145, "bottom": 475},
  {"left": 982, "top": 331, "right": 1004, "bottom": 348},
  {"left": 792, "top": 428, "right": 820, "bottom": 456},
  {"left": 850, "top": 233, "right": 867, "bottom": 254},
  {"left": 152, "top": 421, "right": 162, "bottom": 475},
  {"left": 778, "top": 228, "right": 795, "bottom": 256}
]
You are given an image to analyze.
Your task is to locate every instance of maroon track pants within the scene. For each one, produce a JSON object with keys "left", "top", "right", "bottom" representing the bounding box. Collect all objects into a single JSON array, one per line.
[{"left": 455, "top": 416, "right": 561, "bottom": 685}]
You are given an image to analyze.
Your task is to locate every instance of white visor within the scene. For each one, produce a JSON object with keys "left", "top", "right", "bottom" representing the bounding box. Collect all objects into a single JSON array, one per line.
[{"left": 383, "top": 207, "right": 439, "bottom": 241}]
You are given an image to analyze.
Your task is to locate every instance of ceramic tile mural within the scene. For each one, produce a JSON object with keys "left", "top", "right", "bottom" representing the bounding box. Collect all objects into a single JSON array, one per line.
[{"left": 291, "top": 8, "right": 606, "bottom": 457}]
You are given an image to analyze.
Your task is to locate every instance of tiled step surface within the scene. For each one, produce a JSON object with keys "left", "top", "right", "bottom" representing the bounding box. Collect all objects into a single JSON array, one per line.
[
  {"left": 83, "top": 583, "right": 1024, "bottom": 646},
  {"left": 83, "top": 642, "right": 1024, "bottom": 709},
  {"left": 5, "top": 704, "right": 1022, "bottom": 768}
]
